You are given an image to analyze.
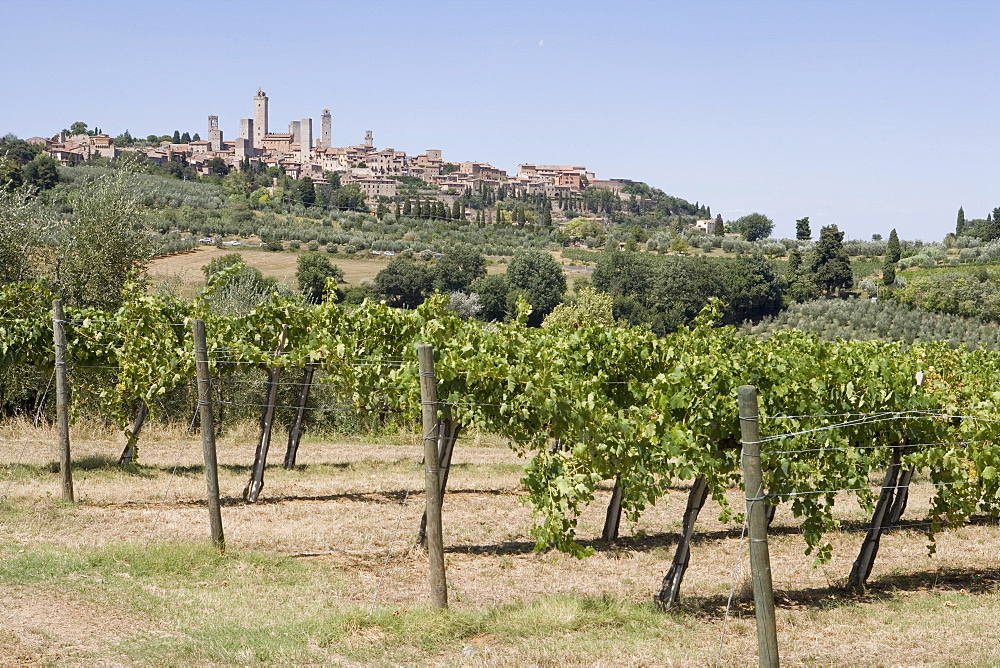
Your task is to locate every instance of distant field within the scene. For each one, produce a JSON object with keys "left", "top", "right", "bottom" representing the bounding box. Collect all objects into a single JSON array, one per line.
[{"left": 149, "top": 246, "right": 580, "bottom": 296}]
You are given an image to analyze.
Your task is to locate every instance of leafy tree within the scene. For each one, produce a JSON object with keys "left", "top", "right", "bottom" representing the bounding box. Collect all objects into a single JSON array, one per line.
[
  {"left": 0, "top": 186, "right": 48, "bottom": 283},
  {"left": 471, "top": 273, "right": 510, "bottom": 321},
  {"left": 331, "top": 183, "right": 366, "bottom": 211},
  {"left": 292, "top": 176, "right": 315, "bottom": 206},
  {"left": 433, "top": 247, "right": 486, "bottom": 292},
  {"left": 205, "top": 157, "right": 230, "bottom": 177},
  {"left": 714, "top": 213, "right": 724, "bottom": 235},
  {"left": 192, "top": 133, "right": 201, "bottom": 141},
  {"left": 506, "top": 249, "right": 566, "bottom": 326},
  {"left": 172, "top": 130, "right": 181, "bottom": 143},
  {"left": 0, "top": 158, "right": 22, "bottom": 191},
  {"left": 809, "top": 225, "right": 853, "bottom": 296},
  {"left": 883, "top": 260, "right": 896, "bottom": 287},
  {"left": 402, "top": 198, "right": 412, "bottom": 216},
  {"left": 69, "top": 121, "right": 89, "bottom": 135},
  {"left": 542, "top": 286, "right": 614, "bottom": 329},
  {"left": 795, "top": 216, "right": 811, "bottom": 241},
  {"left": 296, "top": 252, "right": 343, "bottom": 303},
  {"left": 54, "top": 170, "right": 152, "bottom": 310},
  {"left": 202, "top": 254, "right": 292, "bottom": 315},
  {"left": 956, "top": 207, "right": 966, "bottom": 236},
  {"left": 732, "top": 212, "right": 774, "bottom": 242},
  {"left": 22, "top": 154, "right": 59, "bottom": 190},
  {"left": 374, "top": 258, "right": 434, "bottom": 308},
  {"left": 180, "top": 132, "right": 191, "bottom": 143},
  {"left": 886, "top": 228, "right": 901, "bottom": 263}
]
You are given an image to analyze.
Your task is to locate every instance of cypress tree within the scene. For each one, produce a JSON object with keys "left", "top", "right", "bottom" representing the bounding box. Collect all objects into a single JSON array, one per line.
[
  {"left": 886, "top": 229, "right": 901, "bottom": 263},
  {"left": 956, "top": 206, "right": 966, "bottom": 236},
  {"left": 403, "top": 198, "right": 412, "bottom": 216},
  {"left": 883, "top": 261, "right": 896, "bottom": 287},
  {"left": 795, "top": 216, "right": 811, "bottom": 241},
  {"left": 172, "top": 130, "right": 181, "bottom": 143}
]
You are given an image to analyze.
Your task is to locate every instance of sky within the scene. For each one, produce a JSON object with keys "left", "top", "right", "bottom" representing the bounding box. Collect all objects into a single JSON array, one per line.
[{"left": 2, "top": 0, "right": 998, "bottom": 241}]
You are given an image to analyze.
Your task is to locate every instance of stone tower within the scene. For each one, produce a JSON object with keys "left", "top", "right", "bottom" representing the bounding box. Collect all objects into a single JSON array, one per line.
[
  {"left": 320, "top": 109, "right": 331, "bottom": 148},
  {"left": 289, "top": 120, "right": 301, "bottom": 143},
  {"left": 253, "top": 88, "right": 268, "bottom": 149},
  {"left": 364, "top": 130, "right": 373, "bottom": 147},
  {"left": 300, "top": 118, "right": 313, "bottom": 161},
  {"left": 208, "top": 115, "right": 223, "bottom": 152}
]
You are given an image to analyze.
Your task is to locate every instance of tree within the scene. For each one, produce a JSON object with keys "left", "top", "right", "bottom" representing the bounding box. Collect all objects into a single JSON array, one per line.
[
  {"left": 506, "top": 249, "right": 566, "bottom": 326},
  {"left": 292, "top": 176, "right": 315, "bottom": 206},
  {"left": 795, "top": 216, "right": 811, "bottom": 241},
  {"left": 202, "top": 253, "right": 292, "bottom": 315},
  {"left": 732, "top": 212, "right": 774, "bottom": 242},
  {"left": 69, "top": 121, "right": 89, "bottom": 136},
  {"left": 471, "top": 274, "right": 509, "bottom": 321},
  {"left": 192, "top": 133, "right": 201, "bottom": 141},
  {"left": 296, "top": 252, "right": 343, "bottom": 303},
  {"left": 180, "top": 132, "right": 191, "bottom": 143},
  {"left": 0, "top": 186, "right": 48, "bottom": 283},
  {"left": 809, "top": 225, "right": 853, "bottom": 296},
  {"left": 956, "top": 207, "right": 966, "bottom": 236},
  {"left": 883, "top": 260, "right": 896, "bottom": 287},
  {"left": 172, "top": 130, "right": 181, "bottom": 143},
  {"left": 542, "top": 286, "right": 614, "bottom": 329},
  {"left": 374, "top": 258, "right": 434, "bottom": 308},
  {"left": 0, "top": 158, "right": 23, "bottom": 191},
  {"left": 714, "top": 213, "right": 724, "bottom": 236},
  {"left": 433, "top": 247, "right": 486, "bottom": 292},
  {"left": 886, "top": 228, "right": 901, "bottom": 263},
  {"left": 22, "top": 154, "right": 59, "bottom": 191},
  {"left": 54, "top": 170, "right": 152, "bottom": 310},
  {"left": 452, "top": 199, "right": 463, "bottom": 220}
]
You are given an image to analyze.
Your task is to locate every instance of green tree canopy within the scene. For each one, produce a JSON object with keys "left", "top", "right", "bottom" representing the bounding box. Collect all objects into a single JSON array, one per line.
[
  {"left": 886, "top": 228, "right": 901, "bottom": 263},
  {"left": 296, "top": 252, "right": 343, "bottom": 303},
  {"left": 374, "top": 258, "right": 434, "bottom": 309},
  {"left": 433, "top": 247, "right": 486, "bottom": 292},
  {"left": 506, "top": 249, "right": 566, "bottom": 326},
  {"left": 809, "top": 225, "right": 853, "bottom": 296},
  {"left": 732, "top": 212, "right": 774, "bottom": 242},
  {"left": 795, "top": 216, "right": 811, "bottom": 241}
]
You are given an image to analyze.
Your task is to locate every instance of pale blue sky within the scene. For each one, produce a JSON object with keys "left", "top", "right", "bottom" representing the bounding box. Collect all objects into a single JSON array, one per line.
[{"left": 2, "top": 0, "right": 997, "bottom": 240}]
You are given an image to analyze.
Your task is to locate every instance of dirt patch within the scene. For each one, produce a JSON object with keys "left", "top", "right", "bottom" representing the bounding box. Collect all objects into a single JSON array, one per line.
[{"left": 0, "top": 586, "right": 145, "bottom": 665}]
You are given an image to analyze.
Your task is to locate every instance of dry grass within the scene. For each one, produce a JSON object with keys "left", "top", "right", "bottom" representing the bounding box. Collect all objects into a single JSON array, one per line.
[{"left": 2, "top": 420, "right": 999, "bottom": 665}]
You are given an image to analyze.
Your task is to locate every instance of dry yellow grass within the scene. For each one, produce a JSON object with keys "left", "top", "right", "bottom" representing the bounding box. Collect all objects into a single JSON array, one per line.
[{"left": 2, "top": 420, "right": 999, "bottom": 665}]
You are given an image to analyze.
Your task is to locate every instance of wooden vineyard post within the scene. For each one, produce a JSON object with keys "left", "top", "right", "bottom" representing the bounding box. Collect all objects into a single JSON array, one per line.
[
  {"left": 655, "top": 476, "right": 709, "bottom": 609},
  {"left": 192, "top": 319, "right": 225, "bottom": 550},
  {"left": 601, "top": 477, "right": 624, "bottom": 541},
  {"left": 417, "top": 418, "right": 461, "bottom": 547},
  {"left": 738, "top": 385, "right": 779, "bottom": 668},
  {"left": 848, "top": 445, "right": 903, "bottom": 592},
  {"left": 52, "top": 299, "right": 73, "bottom": 503},
  {"left": 417, "top": 343, "right": 447, "bottom": 609}
]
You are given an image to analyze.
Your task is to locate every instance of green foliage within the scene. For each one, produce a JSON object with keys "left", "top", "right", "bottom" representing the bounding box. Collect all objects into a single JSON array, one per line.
[
  {"left": 296, "top": 253, "right": 343, "bottom": 303},
  {"left": 432, "top": 247, "right": 486, "bottom": 293},
  {"left": 731, "top": 212, "right": 774, "bottom": 242},
  {"left": 887, "top": 229, "right": 901, "bottom": 263},
  {"left": 591, "top": 250, "right": 784, "bottom": 333},
  {"left": 752, "top": 298, "right": 1000, "bottom": 350},
  {"left": 374, "top": 258, "right": 434, "bottom": 308},
  {"left": 795, "top": 216, "right": 811, "bottom": 241},
  {"left": 506, "top": 249, "right": 566, "bottom": 326},
  {"left": 542, "top": 287, "right": 615, "bottom": 329},
  {"left": 809, "top": 225, "right": 853, "bottom": 295}
]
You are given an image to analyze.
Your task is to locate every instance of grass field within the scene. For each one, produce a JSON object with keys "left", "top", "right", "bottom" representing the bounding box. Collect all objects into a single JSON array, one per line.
[{"left": 1, "top": 420, "right": 998, "bottom": 665}]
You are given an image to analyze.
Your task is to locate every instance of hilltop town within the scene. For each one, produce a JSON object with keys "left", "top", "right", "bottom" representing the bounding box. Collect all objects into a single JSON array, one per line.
[{"left": 20, "top": 89, "right": 718, "bottom": 233}]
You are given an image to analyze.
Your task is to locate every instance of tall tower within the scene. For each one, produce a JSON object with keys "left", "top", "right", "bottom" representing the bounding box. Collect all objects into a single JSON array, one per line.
[
  {"left": 320, "top": 109, "right": 331, "bottom": 148},
  {"left": 208, "top": 115, "right": 223, "bottom": 152},
  {"left": 300, "top": 118, "right": 313, "bottom": 161},
  {"left": 364, "top": 130, "right": 373, "bottom": 147},
  {"left": 253, "top": 88, "right": 268, "bottom": 149}
]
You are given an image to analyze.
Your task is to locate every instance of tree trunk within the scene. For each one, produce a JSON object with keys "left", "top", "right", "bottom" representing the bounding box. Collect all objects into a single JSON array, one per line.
[
  {"left": 118, "top": 402, "right": 148, "bottom": 465},
  {"left": 848, "top": 447, "right": 902, "bottom": 592},
  {"left": 602, "top": 478, "right": 624, "bottom": 541},
  {"left": 887, "top": 465, "right": 915, "bottom": 525},
  {"left": 655, "top": 477, "right": 709, "bottom": 609},
  {"left": 417, "top": 419, "right": 461, "bottom": 546},
  {"left": 244, "top": 364, "right": 282, "bottom": 502},
  {"left": 283, "top": 363, "right": 317, "bottom": 469}
]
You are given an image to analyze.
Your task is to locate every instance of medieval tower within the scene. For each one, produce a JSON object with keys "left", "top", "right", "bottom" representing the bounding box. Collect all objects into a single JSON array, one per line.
[
  {"left": 253, "top": 88, "right": 268, "bottom": 149},
  {"left": 320, "top": 109, "right": 331, "bottom": 148},
  {"left": 300, "top": 118, "right": 313, "bottom": 161},
  {"left": 208, "top": 115, "right": 223, "bottom": 151}
]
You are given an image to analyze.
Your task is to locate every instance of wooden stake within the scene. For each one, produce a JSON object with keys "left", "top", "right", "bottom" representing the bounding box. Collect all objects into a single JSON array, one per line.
[
  {"left": 418, "top": 418, "right": 461, "bottom": 546},
  {"left": 738, "top": 385, "right": 779, "bottom": 668},
  {"left": 52, "top": 299, "right": 73, "bottom": 503},
  {"left": 417, "top": 343, "right": 447, "bottom": 609},
  {"left": 118, "top": 402, "right": 148, "bottom": 465},
  {"left": 192, "top": 319, "right": 225, "bottom": 550}
]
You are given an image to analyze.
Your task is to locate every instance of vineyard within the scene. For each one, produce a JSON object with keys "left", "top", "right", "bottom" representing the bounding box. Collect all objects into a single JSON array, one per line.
[{"left": 3, "top": 280, "right": 1000, "bottom": 663}]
